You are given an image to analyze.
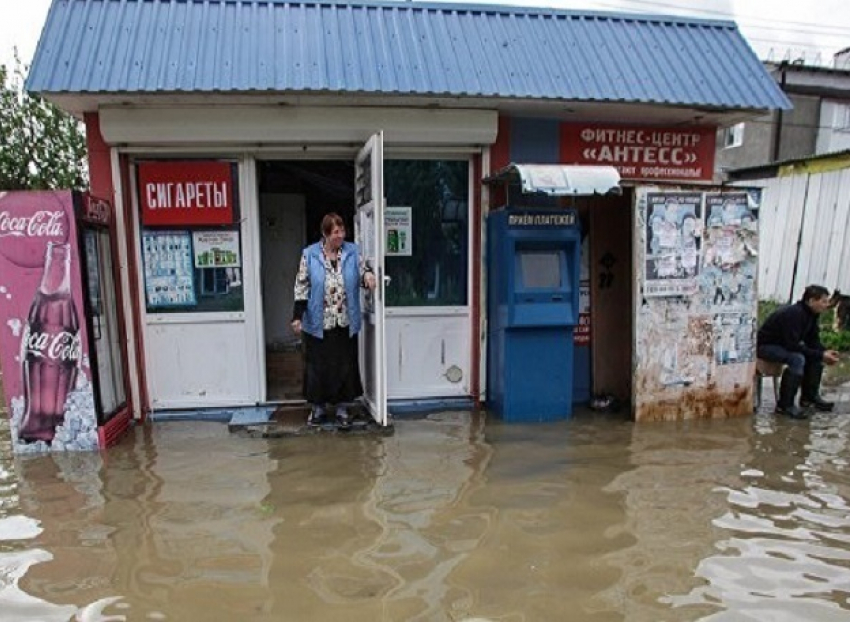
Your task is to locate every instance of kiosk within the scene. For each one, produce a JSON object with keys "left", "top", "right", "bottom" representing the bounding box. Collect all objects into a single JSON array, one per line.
[
  {"left": 487, "top": 209, "right": 581, "bottom": 421},
  {"left": 484, "top": 164, "right": 620, "bottom": 422}
]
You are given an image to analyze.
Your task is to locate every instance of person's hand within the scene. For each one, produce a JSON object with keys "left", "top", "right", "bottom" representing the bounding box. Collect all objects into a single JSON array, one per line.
[
  {"left": 291, "top": 319, "right": 302, "bottom": 336},
  {"left": 824, "top": 349, "right": 840, "bottom": 365},
  {"left": 364, "top": 272, "right": 377, "bottom": 290}
]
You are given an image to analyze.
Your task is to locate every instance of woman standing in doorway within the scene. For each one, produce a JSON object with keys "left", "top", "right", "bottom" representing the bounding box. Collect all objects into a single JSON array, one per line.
[{"left": 291, "top": 213, "right": 377, "bottom": 428}]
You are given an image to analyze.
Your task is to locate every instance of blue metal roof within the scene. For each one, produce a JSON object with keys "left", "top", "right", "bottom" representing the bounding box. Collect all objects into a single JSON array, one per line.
[{"left": 26, "top": 0, "right": 791, "bottom": 110}]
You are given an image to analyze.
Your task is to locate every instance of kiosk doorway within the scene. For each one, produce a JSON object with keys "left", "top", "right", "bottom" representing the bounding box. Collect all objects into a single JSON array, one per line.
[
  {"left": 257, "top": 160, "right": 356, "bottom": 402},
  {"left": 581, "top": 190, "right": 634, "bottom": 405},
  {"left": 257, "top": 149, "right": 471, "bottom": 418}
]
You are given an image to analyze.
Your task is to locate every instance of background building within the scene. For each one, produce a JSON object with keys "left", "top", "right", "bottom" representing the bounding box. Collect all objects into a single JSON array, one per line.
[{"left": 716, "top": 49, "right": 850, "bottom": 177}]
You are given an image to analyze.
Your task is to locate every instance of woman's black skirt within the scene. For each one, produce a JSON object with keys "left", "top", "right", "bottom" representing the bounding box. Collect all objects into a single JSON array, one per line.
[{"left": 302, "top": 326, "right": 363, "bottom": 405}]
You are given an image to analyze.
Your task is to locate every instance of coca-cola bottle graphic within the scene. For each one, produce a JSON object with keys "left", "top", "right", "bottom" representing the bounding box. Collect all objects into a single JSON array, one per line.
[{"left": 19, "top": 242, "right": 81, "bottom": 443}]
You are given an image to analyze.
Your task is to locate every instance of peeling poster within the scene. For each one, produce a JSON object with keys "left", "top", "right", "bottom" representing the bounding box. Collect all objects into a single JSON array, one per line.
[
  {"left": 644, "top": 192, "right": 702, "bottom": 297},
  {"left": 713, "top": 312, "right": 756, "bottom": 365}
]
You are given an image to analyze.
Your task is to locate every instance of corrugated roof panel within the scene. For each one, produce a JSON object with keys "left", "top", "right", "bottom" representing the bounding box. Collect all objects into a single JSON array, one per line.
[{"left": 26, "top": 0, "right": 791, "bottom": 110}]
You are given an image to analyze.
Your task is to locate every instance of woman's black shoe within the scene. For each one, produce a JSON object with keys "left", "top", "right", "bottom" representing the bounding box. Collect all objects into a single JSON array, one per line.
[
  {"left": 307, "top": 406, "right": 327, "bottom": 427},
  {"left": 335, "top": 406, "right": 352, "bottom": 430}
]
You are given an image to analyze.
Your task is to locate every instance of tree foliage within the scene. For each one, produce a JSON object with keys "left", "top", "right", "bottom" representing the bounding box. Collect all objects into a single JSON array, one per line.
[{"left": 0, "top": 53, "right": 87, "bottom": 191}]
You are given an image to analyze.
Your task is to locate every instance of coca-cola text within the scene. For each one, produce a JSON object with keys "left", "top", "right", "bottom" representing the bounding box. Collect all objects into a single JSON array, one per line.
[
  {"left": 0, "top": 210, "right": 65, "bottom": 238},
  {"left": 22, "top": 326, "right": 82, "bottom": 362}
]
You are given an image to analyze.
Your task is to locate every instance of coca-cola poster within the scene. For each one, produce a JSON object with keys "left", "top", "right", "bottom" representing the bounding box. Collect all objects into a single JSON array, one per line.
[{"left": 0, "top": 191, "right": 99, "bottom": 453}]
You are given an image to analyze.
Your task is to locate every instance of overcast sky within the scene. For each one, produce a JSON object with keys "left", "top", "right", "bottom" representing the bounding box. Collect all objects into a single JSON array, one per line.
[{"left": 2, "top": 0, "right": 849, "bottom": 72}]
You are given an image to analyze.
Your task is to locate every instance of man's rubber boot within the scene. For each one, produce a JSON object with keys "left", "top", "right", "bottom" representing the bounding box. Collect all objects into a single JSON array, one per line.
[
  {"left": 776, "top": 370, "right": 807, "bottom": 419},
  {"left": 800, "top": 364, "right": 834, "bottom": 412}
]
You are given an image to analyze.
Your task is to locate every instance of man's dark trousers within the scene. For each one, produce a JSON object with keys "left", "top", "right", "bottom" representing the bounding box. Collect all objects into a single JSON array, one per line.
[{"left": 757, "top": 344, "right": 826, "bottom": 408}]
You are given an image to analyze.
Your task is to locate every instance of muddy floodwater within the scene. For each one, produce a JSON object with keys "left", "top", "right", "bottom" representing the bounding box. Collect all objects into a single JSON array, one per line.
[{"left": 3, "top": 410, "right": 850, "bottom": 621}]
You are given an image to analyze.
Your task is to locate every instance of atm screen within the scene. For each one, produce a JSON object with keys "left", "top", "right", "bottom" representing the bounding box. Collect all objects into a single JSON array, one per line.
[{"left": 519, "top": 251, "right": 563, "bottom": 289}]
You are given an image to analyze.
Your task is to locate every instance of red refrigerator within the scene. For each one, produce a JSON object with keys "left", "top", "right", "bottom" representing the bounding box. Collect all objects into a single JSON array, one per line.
[{"left": 0, "top": 190, "right": 131, "bottom": 453}]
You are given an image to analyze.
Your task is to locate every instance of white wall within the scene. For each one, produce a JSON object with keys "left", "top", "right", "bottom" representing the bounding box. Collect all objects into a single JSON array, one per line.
[
  {"left": 259, "top": 194, "right": 305, "bottom": 346},
  {"left": 816, "top": 101, "right": 850, "bottom": 154},
  {"left": 385, "top": 310, "right": 470, "bottom": 399}
]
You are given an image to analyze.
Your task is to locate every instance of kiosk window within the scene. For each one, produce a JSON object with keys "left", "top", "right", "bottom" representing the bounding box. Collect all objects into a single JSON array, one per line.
[
  {"left": 140, "top": 228, "right": 245, "bottom": 313},
  {"left": 519, "top": 251, "right": 563, "bottom": 289},
  {"left": 384, "top": 159, "right": 469, "bottom": 307},
  {"left": 137, "top": 160, "right": 243, "bottom": 315}
]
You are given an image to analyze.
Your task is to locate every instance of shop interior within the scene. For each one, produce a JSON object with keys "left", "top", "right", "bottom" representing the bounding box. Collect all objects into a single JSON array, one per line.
[{"left": 257, "top": 160, "right": 356, "bottom": 402}]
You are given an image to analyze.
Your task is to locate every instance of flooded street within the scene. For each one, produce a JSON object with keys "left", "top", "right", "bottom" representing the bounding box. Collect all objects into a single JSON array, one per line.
[{"left": 3, "top": 411, "right": 850, "bottom": 621}]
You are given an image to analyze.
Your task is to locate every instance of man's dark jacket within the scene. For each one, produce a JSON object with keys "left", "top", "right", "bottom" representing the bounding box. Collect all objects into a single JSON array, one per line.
[{"left": 757, "top": 301, "right": 824, "bottom": 358}]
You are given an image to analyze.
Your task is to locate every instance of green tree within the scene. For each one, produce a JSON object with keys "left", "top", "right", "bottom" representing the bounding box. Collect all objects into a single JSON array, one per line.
[{"left": 0, "top": 53, "right": 87, "bottom": 191}]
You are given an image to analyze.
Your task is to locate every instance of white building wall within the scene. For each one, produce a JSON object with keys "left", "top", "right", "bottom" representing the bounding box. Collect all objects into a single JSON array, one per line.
[{"left": 816, "top": 100, "right": 850, "bottom": 154}]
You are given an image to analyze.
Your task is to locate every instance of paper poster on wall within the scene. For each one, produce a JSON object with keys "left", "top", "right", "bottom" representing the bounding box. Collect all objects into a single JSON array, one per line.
[
  {"left": 142, "top": 230, "right": 196, "bottom": 307},
  {"left": 703, "top": 193, "right": 755, "bottom": 268},
  {"left": 644, "top": 192, "right": 703, "bottom": 297},
  {"left": 575, "top": 281, "right": 591, "bottom": 345},
  {"left": 713, "top": 312, "right": 755, "bottom": 365},
  {"left": 192, "top": 230, "right": 241, "bottom": 268},
  {"left": 385, "top": 206, "right": 412, "bottom": 256},
  {"left": 701, "top": 193, "right": 758, "bottom": 313},
  {"left": 633, "top": 187, "right": 760, "bottom": 421}
]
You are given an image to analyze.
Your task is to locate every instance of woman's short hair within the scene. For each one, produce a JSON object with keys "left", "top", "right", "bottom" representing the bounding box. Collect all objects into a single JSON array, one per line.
[{"left": 321, "top": 212, "right": 345, "bottom": 237}]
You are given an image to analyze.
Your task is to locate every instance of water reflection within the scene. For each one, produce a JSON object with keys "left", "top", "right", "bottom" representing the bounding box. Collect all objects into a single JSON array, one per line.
[
  {"left": 0, "top": 415, "right": 108, "bottom": 620},
  {"left": 0, "top": 548, "right": 77, "bottom": 621},
  {"left": 1, "top": 411, "right": 850, "bottom": 620},
  {"left": 666, "top": 413, "right": 850, "bottom": 620},
  {"left": 599, "top": 418, "right": 754, "bottom": 621},
  {"left": 104, "top": 423, "right": 282, "bottom": 619},
  {"left": 264, "top": 411, "right": 495, "bottom": 621}
]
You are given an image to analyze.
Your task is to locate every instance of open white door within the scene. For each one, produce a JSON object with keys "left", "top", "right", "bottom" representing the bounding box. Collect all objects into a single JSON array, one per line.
[{"left": 355, "top": 132, "right": 388, "bottom": 426}]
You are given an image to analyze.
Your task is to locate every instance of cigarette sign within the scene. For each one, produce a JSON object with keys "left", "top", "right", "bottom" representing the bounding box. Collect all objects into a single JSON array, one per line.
[
  {"left": 138, "top": 161, "right": 234, "bottom": 226},
  {"left": 560, "top": 124, "right": 716, "bottom": 182}
]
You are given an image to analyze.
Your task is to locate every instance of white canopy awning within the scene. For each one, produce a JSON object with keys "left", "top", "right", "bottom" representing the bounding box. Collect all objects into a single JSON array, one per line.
[{"left": 484, "top": 164, "right": 621, "bottom": 196}]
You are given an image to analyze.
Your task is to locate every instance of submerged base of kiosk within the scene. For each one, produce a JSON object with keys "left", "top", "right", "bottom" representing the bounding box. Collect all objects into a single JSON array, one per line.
[{"left": 232, "top": 404, "right": 395, "bottom": 438}]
